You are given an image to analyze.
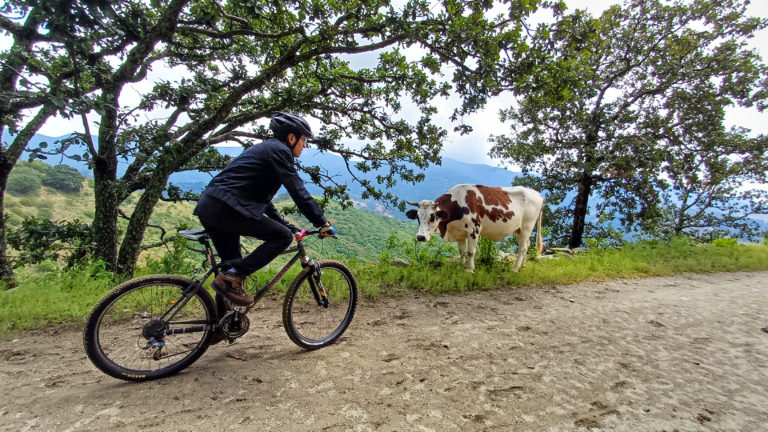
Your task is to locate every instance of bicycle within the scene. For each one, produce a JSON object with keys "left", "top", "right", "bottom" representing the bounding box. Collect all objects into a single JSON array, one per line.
[{"left": 83, "top": 228, "right": 357, "bottom": 382}]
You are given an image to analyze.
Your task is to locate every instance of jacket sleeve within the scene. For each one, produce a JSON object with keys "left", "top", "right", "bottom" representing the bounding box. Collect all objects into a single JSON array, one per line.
[
  {"left": 271, "top": 148, "right": 328, "bottom": 227},
  {"left": 264, "top": 202, "right": 301, "bottom": 233}
]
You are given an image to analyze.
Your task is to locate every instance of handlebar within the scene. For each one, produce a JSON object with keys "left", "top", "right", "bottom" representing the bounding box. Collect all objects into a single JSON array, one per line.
[{"left": 295, "top": 229, "right": 337, "bottom": 242}]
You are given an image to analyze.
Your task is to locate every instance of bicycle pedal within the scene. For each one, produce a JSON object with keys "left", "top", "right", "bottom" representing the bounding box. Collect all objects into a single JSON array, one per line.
[{"left": 222, "top": 298, "right": 250, "bottom": 313}]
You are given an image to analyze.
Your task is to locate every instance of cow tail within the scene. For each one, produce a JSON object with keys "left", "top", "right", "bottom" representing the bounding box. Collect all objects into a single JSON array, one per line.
[{"left": 536, "top": 204, "right": 543, "bottom": 256}]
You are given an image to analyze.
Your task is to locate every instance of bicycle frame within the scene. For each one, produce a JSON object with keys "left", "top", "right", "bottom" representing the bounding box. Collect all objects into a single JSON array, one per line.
[
  {"left": 249, "top": 241, "right": 311, "bottom": 304},
  {"left": 161, "top": 229, "right": 326, "bottom": 327}
]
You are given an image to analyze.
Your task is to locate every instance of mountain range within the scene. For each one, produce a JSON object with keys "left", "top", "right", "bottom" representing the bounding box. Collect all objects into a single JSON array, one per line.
[
  {"left": 11, "top": 133, "right": 766, "bottom": 237},
  {"left": 16, "top": 133, "right": 522, "bottom": 219}
]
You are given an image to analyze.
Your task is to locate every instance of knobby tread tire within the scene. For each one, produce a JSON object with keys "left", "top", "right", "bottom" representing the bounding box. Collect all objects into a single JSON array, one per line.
[
  {"left": 83, "top": 275, "right": 216, "bottom": 382},
  {"left": 282, "top": 260, "right": 358, "bottom": 349}
]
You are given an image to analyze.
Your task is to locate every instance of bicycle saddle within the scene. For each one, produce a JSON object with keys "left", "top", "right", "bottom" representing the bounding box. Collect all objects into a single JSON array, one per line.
[{"left": 178, "top": 229, "right": 208, "bottom": 240}]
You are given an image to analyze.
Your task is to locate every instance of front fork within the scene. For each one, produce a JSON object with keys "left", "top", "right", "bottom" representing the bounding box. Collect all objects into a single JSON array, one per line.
[{"left": 306, "top": 260, "right": 329, "bottom": 308}]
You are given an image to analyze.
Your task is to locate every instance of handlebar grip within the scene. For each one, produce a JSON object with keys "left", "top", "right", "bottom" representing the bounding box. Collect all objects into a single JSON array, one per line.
[
  {"left": 295, "top": 229, "right": 309, "bottom": 242},
  {"left": 320, "top": 225, "right": 337, "bottom": 236},
  {"left": 295, "top": 227, "right": 337, "bottom": 242}
]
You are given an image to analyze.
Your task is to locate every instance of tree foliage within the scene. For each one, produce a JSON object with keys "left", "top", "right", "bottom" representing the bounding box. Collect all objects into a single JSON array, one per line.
[
  {"left": 6, "top": 166, "right": 42, "bottom": 195},
  {"left": 43, "top": 164, "right": 83, "bottom": 193},
  {"left": 6, "top": 0, "right": 552, "bottom": 275},
  {"left": 492, "top": 0, "right": 768, "bottom": 247},
  {"left": 6, "top": 216, "right": 93, "bottom": 267}
]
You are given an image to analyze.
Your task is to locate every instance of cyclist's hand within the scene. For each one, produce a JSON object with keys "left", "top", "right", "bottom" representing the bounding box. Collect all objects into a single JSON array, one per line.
[{"left": 319, "top": 224, "right": 337, "bottom": 237}]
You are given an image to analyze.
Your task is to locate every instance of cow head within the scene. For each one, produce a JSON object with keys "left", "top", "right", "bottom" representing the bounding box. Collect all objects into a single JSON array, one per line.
[{"left": 406, "top": 200, "right": 448, "bottom": 242}]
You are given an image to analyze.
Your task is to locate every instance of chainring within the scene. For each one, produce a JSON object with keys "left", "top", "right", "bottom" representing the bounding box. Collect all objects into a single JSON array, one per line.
[{"left": 218, "top": 311, "right": 250, "bottom": 339}]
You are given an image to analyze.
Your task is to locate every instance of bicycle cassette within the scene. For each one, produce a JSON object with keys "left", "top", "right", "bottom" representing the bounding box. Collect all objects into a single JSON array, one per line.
[{"left": 218, "top": 311, "right": 250, "bottom": 339}]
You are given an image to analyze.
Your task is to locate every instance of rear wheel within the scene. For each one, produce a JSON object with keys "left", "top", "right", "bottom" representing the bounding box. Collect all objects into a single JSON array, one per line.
[
  {"left": 283, "top": 260, "right": 357, "bottom": 349},
  {"left": 83, "top": 275, "right": 216, "bottom": 381}
]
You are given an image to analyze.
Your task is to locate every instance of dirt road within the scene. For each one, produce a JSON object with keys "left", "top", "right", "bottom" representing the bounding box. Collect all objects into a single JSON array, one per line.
[{"left": 1, "top": 271, "right": 767, "bottom": 431}]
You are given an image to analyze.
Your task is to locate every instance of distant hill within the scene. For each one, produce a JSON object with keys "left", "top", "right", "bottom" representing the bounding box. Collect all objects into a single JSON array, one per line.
[{"left": 12, "top": 133, "right": 523, "bottom": 219}]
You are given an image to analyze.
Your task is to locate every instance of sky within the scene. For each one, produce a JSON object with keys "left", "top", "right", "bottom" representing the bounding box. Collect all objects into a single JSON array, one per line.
[
  {"left": 22, "top": 0, "right": 768, "bottom": 168},
  {"left": 436, "top": 0, "right": 768, "bottom": 167}
]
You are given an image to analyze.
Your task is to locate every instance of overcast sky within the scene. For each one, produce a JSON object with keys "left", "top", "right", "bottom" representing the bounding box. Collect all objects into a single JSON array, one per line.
[{"left": 29, "top": 0, "right": 768, "bottom": 168}]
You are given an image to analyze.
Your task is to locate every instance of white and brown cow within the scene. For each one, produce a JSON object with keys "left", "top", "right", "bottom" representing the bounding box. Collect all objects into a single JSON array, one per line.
[{"left": 406, "top": 184, "right": 544, "bottom": 272}]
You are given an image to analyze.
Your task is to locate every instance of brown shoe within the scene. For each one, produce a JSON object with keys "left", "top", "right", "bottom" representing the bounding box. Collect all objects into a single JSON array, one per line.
[{"left": 211, "top": 273, "right": 254, "bottom": 306}]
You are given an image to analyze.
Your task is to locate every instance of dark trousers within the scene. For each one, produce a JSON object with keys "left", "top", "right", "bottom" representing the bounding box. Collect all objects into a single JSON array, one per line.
[{"left": 195, "top": 195, "right": 293, "bottom": 276}]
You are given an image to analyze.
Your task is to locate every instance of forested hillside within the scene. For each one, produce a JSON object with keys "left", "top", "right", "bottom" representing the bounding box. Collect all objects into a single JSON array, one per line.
[{"left": 4, "top": 160, "right": 417, "bottom": 266}]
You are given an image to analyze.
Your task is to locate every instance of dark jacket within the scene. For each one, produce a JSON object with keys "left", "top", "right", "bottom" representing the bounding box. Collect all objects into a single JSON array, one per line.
[{"left": 194, "top": 138, "right": 327, "bottom": 229}]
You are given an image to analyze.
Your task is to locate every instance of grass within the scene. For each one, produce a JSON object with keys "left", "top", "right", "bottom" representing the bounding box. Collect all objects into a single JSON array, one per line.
[
  {"left": 352, "top": 238, "right": 768, "bottom": 296},
  {"left": 0, "top": 261, "right": 115, "bottom": 335},
  {"left": 3, "top": 237, "right": 768, "bottom": 338}
]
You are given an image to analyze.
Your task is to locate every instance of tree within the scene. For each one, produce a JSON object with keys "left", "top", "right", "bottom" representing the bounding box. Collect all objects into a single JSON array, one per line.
[
  {"left": 0, "top": 5, "right": 59, "bottom": 285},
  {"left": 491, "top": 0, "right": 768, "bottom": 248},
  {"left": 43, "top": 164, "right": 83, "bottom": 193},
  {"left": 0, "top": 0, "right": 125, "bottom": 285},
  {"left": 20, "top": 0, "right": 551, "bottom": 275},
  {"left": 6, "top": 165, "right": 42, "bottom": 195},
  {"left": 650, "top": 132, "right": 768, "bottom": 240}
]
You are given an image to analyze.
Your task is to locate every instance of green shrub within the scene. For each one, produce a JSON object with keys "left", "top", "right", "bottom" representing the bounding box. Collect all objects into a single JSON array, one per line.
[
  {"left": 142, "top": 236, "right": 197, "bottom": 275},
  {"left": 6, "top": 216, "right": 94, "bottom": 267},
  {"left": 43, "top": 164, "right": 83, "bottom": 193},
  {"left": 477, "top": 236, "right": 499, "bottom": 265},
  {"left": 0, "top": 260, "right": 115, "bottom": 333},
  {"left": 6, "top": 168, "right": 42, "bottom": 196},
  {"left": 379, "top": 230, "right": 456, "bottom": 267},
  {"left": 4, "top": 213, "right": 21, "bottom": 226},
  {"left": 712, "top": 238, "right": 738, "bottom": 247}
]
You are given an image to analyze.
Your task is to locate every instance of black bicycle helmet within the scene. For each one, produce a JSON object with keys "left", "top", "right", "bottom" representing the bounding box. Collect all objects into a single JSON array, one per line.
[{"left": 269, "top": 112, "right": 313, "bottom": 140}]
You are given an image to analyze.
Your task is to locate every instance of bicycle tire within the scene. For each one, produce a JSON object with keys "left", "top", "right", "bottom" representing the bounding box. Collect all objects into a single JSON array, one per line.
[
  {"left": 282, "top": 260, "right": 358, "bottom": 349},
  {"left": 83, "top": 275, "right": 216, "bottom": 381}
]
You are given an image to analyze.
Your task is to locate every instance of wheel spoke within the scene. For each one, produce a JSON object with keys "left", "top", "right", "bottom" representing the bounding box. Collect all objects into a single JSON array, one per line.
[
  {"left": 283, "top": 261, "right": 357, "bottom": 349},
  {"left": 85, "top": 276, "right": 215, "bottom": 381}
]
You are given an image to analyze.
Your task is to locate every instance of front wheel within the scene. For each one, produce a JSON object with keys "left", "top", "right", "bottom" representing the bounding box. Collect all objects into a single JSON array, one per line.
[
  {"left": 83, "top": 275, "right": 217, "bottom": 381},
  {"left": 283, "top": 260, "right": 358, "bottom": 349}
]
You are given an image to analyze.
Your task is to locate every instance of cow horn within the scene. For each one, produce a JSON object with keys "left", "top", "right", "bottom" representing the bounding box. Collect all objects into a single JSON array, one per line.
[{"left": 406, "top": 201, "right": 419, "bottom": 206}]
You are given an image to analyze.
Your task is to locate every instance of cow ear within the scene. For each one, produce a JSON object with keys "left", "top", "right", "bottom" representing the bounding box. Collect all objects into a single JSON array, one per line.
[
  {"left": 436, "top": 210, "right": 448, "bottom": 220},
  {"left": 405, "top": 209, "right": 418, "bottom": 220}
]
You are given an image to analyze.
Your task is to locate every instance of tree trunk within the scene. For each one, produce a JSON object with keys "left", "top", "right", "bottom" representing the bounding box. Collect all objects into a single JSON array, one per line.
[
  {"left": 91, "top": 103, "right": 120, "bottom": 270},
  {"left": 92, "top": 169, "right": 120, "bottom": 269},
  {"left": 0, "top": 165, "right": 16, "bottom": 288},
  {"left": 116, "top": 173, "right": 170, "bottom": 276},
  {"left": 673, "top": 190, "right": 690, "bottom": 236},
  {"left": 569, "top": 174, "right": 593, "bottom": 249}
]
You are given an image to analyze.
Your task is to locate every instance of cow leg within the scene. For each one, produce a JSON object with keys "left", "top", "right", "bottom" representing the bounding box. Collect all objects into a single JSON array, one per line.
[
  {"left": 466, "top": 235, "right": 478, "bottom": 272},
  {"left": 456, "top": 239, "right": 468, "bottom": 267},
  {"left": 513, "top": 231, "right": 530, "bottom": 272}
]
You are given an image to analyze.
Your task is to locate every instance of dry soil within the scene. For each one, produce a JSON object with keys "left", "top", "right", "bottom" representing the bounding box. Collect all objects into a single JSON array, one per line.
[{"left": 1, "top": 271, "right": 767, "bottom": 431}]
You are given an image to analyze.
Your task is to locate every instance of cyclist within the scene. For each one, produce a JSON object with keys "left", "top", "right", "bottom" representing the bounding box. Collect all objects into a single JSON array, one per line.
[{"left": 194, "top": 112, "right": 335, "bottom": 306}]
